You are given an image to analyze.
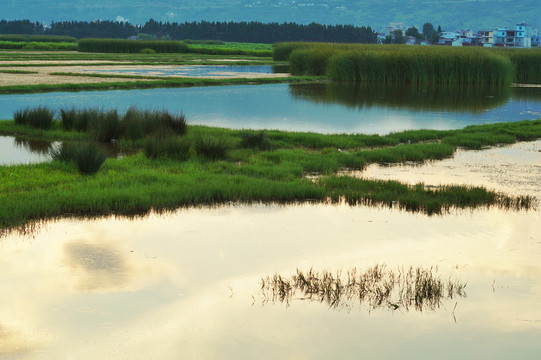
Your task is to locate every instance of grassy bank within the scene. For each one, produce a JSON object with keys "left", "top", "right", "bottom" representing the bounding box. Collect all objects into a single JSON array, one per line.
[
  {"left": 274, "top": 43, "right": 541, "bottom": 84},
  {"left": 77, "top": 38, "right": 273, "bottom": 57},
  {"left": 0, "top": 75, "right": 320, "bottom": 94},
  {"left": 0, "top": 34, "right": 77, "bottom": 42},
  {"left": 0, "top": 117, "right": 539, "bottom": 230},
  {"left": 0, "top": 40, "right": 78, "bottom": 51}
]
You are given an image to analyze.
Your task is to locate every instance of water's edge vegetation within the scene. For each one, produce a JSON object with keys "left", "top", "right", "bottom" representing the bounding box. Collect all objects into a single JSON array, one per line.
[
  {"left": 1, "top": 114, "right": 539, "bottom": 232},
  {"left": 274, "top": 43, "right": 541, "bottom": 84},
  {"left": 0, "top": 76, "right": 322, "bottom": 94}
]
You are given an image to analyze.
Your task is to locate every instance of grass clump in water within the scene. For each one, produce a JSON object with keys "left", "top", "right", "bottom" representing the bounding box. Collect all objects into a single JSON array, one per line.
[{"left": 260, "top": 265, "right": 467, "bottom": 312}]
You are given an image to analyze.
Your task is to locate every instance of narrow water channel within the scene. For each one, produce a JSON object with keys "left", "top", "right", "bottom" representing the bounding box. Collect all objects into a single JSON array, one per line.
[{"left": 0, "top": 83, "right": 539, "bottom": 134}]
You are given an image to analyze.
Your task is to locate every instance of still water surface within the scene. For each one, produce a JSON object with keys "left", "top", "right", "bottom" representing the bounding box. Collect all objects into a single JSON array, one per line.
[
  {"left": 0, "top": 83, "right": 539, "bottom": 134},
  {"left": 0, "top": 136, "right": 55, "bottom": 165},
  {"left": 1, "top": 142, "right": 540, "bottom": 359},
  {"left": 82, "top": 65, "right": 286, "bottom": 77}
]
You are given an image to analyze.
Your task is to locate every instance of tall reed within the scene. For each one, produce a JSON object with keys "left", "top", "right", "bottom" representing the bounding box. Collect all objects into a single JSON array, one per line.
[{"left": 277, "top": 42, "right": 517, "bottom": 84}]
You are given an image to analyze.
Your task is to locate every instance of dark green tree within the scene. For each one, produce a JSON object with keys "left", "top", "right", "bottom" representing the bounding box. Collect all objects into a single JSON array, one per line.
[
  {"left": 422, "top": 23, "right": 435, "bottom": 40},
  {"left": 392, "top": 29, "right": 406, "bottom": 44},
  {"left": 406, "top": 26, "right": 424, "bottom": 40},
  {"left": 382, "top": 34, "right": 393, "bottom": 44}
]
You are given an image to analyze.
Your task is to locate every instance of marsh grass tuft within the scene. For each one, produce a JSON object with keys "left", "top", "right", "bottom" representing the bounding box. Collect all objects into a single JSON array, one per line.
[
  {"left": 49, "top": 142, "right": 77, "bottom": 162},
  {"left": 194, "top": 134, "right": 231, "bottom": 160},
  {"left": 59, "top": 107, "right": 78, "bottom": 130},
  {"left": 239, "top": 131, "right": 271, "bottom": 150},
  {"left": 91, "top": 109, "right": 122, "bottom": 142},
  {"left": 14, "top": 106, "right": 54, "bottom": 129},
  {"left": 154, "top": 110, "right": 188, "bottom": 136},
  {"left": 74, "top": 142, "right": 107, "bottom": 175},
  {"left": 17, "top": 106, "right": 190, "bottom": 141},
  {"left": 144, "top": 136, "right": 191, "bottom": 160},
  {"left": 13, "top": 108, "right": 29, "bottom": 126},
  {"left": 260, "top": 265, "right": 467, "bottom": 312}
]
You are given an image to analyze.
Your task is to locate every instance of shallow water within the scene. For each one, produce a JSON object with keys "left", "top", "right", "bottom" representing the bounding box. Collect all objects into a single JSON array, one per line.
[
  {"left": 82, "top": 65, "right": 286, "bottom": 77},
  {"left": 0, "top": 83, "right": 539, "bottom": 134},
  {"left": 0, "top": 136, "right": 126, "bottom": 166},
  {"left": 0, "top": 136, "right": 54, "bottom": 165},
  {"left": 1, "top": 143, "right": 540, "bottom": 359},
  {"left": 359, "top": 140, "right": 541, "bottom": 199}
]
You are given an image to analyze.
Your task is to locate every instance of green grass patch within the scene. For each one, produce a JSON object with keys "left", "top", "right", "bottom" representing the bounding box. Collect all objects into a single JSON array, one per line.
[
  {"left": 0, "top": 118, "right": 539, "bottom": 230},
  {"left": 0, "top": 75, "right": 321, "bottom": 94},
  {"left": 0, "top": 41, "right": 78, "bottom": 51},
  {"left": 0, "top": 69, "right": 38, "bottom": 74},
  {"left": 0, "top": 34, "right": 77, "bottom": 43}
]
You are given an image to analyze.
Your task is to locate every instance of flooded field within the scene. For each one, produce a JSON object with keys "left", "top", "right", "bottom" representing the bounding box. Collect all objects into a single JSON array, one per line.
[
  {"left": 1, "top": 141, "right": 540, "bottom": 359},
  {"left": 0, "top": 83, "right": 540, "bottom": 134}
]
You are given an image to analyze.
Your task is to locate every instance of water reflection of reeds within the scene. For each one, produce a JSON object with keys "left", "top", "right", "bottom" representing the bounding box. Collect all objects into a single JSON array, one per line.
[
  {"left": 289, "top": 83, "right": 511, "bottom": 114},
  {"left": 261, "top": 265, "right": 466, "bottom": 312},
  {"left": 14, "top": 136, "right": 53, "bottom": 155}
]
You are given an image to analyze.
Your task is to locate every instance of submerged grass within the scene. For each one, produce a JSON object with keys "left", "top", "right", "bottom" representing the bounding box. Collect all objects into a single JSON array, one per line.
[
  {"left": 0, "top": 118, "right": 539, "bottom": 230},
  {"left": 260, "top": 265, "right": 467, "bottom": 312}
]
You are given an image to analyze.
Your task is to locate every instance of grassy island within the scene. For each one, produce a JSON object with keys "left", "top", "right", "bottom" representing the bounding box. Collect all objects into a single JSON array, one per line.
[{"left": 1, "top": 111, "right": 539, "bottom": 231}]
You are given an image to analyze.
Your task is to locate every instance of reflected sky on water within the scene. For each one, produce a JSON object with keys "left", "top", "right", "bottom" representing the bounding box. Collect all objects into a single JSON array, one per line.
[
  {"left": 82, "top": 65, "right": 286, "bottom": 77},
  {"left": 0, "top": 136, "right": 54, "bottom": 165},
  {"left": 0, "top": 83, "right": 539, "bottom": 134},
  {"left": 1, "top": 142, "right": 540, "bottom": 359}
]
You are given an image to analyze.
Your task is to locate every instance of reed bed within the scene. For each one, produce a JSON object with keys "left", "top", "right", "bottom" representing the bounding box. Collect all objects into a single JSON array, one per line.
[
  {"left": 495, "top": 48, "right": 541, "bottom": 84},
  {"left": 260, "top": 265, "right": 467, "bottom": 312},
  {"left": 57, "top": 106, "right": 187, "bottom": 141},
  {"left": 275, "top": 43, "right": 541, "bottom": 84},
  {"left": 0, "top": 41, "right": 78, "bottom": 51},
  {"left": 13, "top": 106, "right": 55, "bottom": 129}
]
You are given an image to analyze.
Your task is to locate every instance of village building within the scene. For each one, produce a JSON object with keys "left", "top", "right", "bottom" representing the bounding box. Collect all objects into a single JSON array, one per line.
[{"left": 494, "top": 23, "right": 532, "bottom": 48}]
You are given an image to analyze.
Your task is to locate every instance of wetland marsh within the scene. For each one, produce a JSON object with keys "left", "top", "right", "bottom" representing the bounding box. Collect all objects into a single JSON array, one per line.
[{"left": 0, "top": 46, "right": 540, "bottom": 359}]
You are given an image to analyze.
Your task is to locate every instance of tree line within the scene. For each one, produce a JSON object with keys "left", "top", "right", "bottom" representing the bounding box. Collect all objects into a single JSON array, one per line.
[{"left": 0, "top": 19, "right": 377, "bottom": 44}]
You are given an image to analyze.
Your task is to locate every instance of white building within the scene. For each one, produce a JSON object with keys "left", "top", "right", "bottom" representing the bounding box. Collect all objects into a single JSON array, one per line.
[{"left": 494, "top": 22, "right": 532, "bottom": 48}]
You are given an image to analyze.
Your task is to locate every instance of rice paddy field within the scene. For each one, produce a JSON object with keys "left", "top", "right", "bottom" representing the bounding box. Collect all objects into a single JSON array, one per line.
[{"left": 0, "top": 43, "right": 540, "bottom": 359}]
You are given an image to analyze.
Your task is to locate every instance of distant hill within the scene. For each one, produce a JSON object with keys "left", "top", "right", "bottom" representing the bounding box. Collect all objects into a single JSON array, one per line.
[{"left": 0, "top": 0, "right": 538, "bottom": 32}]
